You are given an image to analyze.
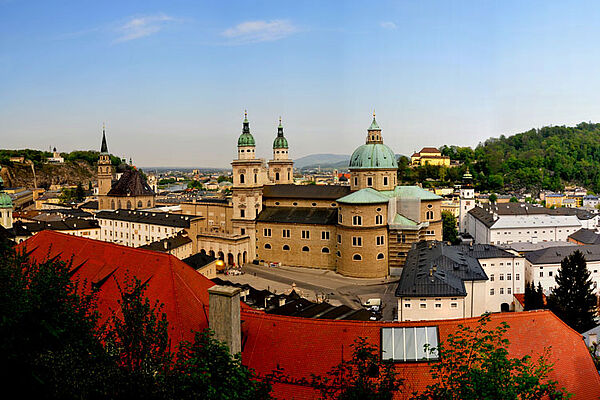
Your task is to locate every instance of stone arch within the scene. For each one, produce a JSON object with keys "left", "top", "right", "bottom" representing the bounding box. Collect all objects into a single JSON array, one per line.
[
  {"left": 209, "top": 250, "right": 215, "bottom": 258},
  {"left": 377, "top": 253, "right": 385, "bottom": 260},
  {"left": 147, "top": 200, "right": 151, "bottom": 207},
  {"left": 302, "top": 246, "right": 309, "bottom": 252},
  {"left": 227, "top": 253, "right": 234, "bottom": 266},
  {"left": 117, "top": 200, "right": 122, "bottom": 209},
  {"left": 127, "top": 201, "right": 132, "bottom": 209},
  {"left": 283, "top": 244, "right": 290, "bottom": 251},
  {"left": 264, "top": 243, "right": 271, "bottom": 249},
  {"left": 237, "top": 253, "right": 242, "bottom": 266},
  {"left": 501, "top": 302, "right": 510, "bottom": 312},
  {"left": 217, "top": 251, "right": 224, "bottom": 261},
  {"left": 353, "top": 253, "right": 362, "bottom": 261},
  {"left": 322, "top": 247, "right": 330, "bottom": 253},
  {"left": 137, "top": 200, "right": 142, "bottom": 208},
  {"left": 243, "top": 251, "right": 247, "bottom": 264},
  {"left": 200, "top": 249, "right": 207, "bottom": 255}
]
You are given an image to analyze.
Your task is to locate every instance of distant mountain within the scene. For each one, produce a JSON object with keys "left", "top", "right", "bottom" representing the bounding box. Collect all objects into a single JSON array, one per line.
[{"left": 294, "top": 154, "right": 350, "bottom": 169}]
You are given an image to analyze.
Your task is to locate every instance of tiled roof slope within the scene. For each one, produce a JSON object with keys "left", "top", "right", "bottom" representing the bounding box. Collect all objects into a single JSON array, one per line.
[
  {"left": 262, "top": 184, "right": 350, "bottom": 200},
  {"left": 107, "top": 169, "right": 155, "bottom": 197},
  {"left": 569, "top": 228, "right": 600, "bottom": 244},
  {"left": 16, "top": 232, "right": 600, "bottom": 399},
  {"left": 524, "top": 244, "right": 600, "bottom": 264},
  {"left": 240, "top": 309, "right": 600, "bottom": 399},
  {"left": 257, "top": 207, "right": 338, "bottom": 225},
  {"left": 16, "top": 231, "right": 222, "bottom": 347}
]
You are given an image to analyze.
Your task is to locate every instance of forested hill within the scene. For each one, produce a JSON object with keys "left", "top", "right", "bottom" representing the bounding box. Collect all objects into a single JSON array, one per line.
[{"left": 440, "top": 122, "right": 600, "bottom": 193}]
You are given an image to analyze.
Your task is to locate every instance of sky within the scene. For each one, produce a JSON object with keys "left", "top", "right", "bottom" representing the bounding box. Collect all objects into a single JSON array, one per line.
[{"left": 1, "top": 0, "right": 600, "bottom": 168}]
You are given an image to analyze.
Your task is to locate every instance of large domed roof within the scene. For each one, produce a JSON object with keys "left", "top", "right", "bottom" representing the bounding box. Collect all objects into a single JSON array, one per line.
[{"left": 349, "top": 143, "right": 398, "bottom": 170}]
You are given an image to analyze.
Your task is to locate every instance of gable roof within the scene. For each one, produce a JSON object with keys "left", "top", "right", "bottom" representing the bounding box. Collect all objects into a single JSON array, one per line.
[
  {"left": 16, "top": 230, "right": 219, "bottom": 347},
  {"left": 262, "top": 184, "right": 350, "bottom": 200},
  {"left": 524, "top": 244, "right": 600, "bottom": 265},
  {"left": 569, "top": 228, "right": 600, "bottom": 244},
  {"left": 257, "top": 207, "right": 338, "bottom": 225},
  {"left": 15, "top": 232, "right": 600, "bottom": 399},
  {"left": 107, "top": 169, "right": 155, "bottom": 197}
]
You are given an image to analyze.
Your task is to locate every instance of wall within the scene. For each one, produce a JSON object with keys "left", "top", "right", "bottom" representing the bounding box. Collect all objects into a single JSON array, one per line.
[
  {"left": 349, "top": 169, "right": 397, "bottom": 191},
  {"left": 479, "top": 256, "right": 525, "bottom": 312},
  {"left": 398, "top": 296, "right": 465, "bottom": 321}
]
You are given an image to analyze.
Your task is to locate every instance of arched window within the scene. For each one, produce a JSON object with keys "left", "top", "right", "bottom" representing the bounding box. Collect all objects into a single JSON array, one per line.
[
  {"left": 240, "top": 174, "right": 245, "bottom": 184},
  {"left": 137, "top": 200, "right": 142, "bottom": 208},
  {"left": 322, "top": 247, "right": 330, "bottom": 253},
  {"left": 127, "top": 201, "right": 132, "bottom": 209},
  {"left": 302, "top": 246, "right": 309, "bottom": 252},
  {"left": 336, "top": 251, "right": 341, "bottom": 257},
  {"left": 264, "top": 243, "right": 271, "bottom": 249},
  {"left": 383, "top": 176, "right": 388, "bottom": 186},
  {"left": 275, "top": 172, "right": 280, "bottom": 181},
  {"left": 283, "top": 244, "right": 290, "bottom": 251},
  {"left": 254, "top": 174, "right": 257, "bottom": 183},
  {"left": 353, "top": 253, "right": 362, "bottom": 261},
  {"left": 147, "top": 200, "right": 151, "bottom": 207},
  {"left": 377, "top": 253, "right": 385, "bottom": 260},
  {"left": 426, "top": 210, "right": 434, "bottom": 220},
  {"left": 111, "top": 200, "right": 115, "bottom": 209},
  {"left": 117, "top": 200, "right": 122, "bottom": 209},
  {"left": 352, "top": 215, "right": 362, "bottom": 226},
  {"left": 375, "top": 215, "right": 383, "bottom": 224}
]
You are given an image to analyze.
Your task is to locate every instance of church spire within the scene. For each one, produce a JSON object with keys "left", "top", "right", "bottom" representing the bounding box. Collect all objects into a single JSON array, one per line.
[
  {"left": 100, "top": 123, "right": 108, "bottom": 154},
  {"left": 277, "top": 116, "right": 284, "bottom": 137}
]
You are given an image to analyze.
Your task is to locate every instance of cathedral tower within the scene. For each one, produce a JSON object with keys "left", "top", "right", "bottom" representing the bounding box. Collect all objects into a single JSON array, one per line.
[
  {"left": 98, "top": 124, "right": 113, "bottom": 197},
  {"left": 267, "top": 117, "right": 294, "bottom": 184},
  {"left": 231, "top": 112, "right": 266, "bottom": 260},
  {"left": 459, "top": 168, "right": 475, "bottom": 233}
]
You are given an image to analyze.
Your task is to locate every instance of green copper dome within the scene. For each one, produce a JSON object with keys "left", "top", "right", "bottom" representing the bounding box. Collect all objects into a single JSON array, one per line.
[
  {"left": 0, "top": 192, "right": 12, "bottom": 209},
  {"left": 349, "top": 143, "right": 398, "bottom": 169},
  {"left": 273, "top": 119, "right": 288, "bottom": 149},
  {"left": 238, "top": 113, "right": 256, "bottom": 147}
]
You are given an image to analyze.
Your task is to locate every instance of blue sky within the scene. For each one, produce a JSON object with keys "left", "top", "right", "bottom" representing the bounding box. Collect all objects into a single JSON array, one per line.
[{"left": 1, "top": 0, "right": 600, "bottom": 167}]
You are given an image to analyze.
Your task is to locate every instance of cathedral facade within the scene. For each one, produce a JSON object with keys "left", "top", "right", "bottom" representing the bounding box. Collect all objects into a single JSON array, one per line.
[{"left": 232, "top": 113, "right": 443, "bottom": 278}]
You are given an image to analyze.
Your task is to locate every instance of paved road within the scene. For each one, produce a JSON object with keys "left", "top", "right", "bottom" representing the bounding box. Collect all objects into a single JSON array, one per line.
[{"left": 223, "top": 263, "right": 401, "bottom": 321}]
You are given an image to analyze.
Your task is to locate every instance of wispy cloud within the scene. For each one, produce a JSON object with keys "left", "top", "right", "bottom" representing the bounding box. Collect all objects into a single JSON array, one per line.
[
  {"left": 221, "top": 20, "right": 297, "bottom": 44},
  {"left": 114, "top": 14, "right": 176, "bottom": 43},
  {"left": 380, "top": 21, "right": 398, "bottom": 30}
]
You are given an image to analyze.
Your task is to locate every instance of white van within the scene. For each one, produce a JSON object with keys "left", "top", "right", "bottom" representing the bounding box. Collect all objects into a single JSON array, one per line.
[{"left": 363, "top": 298, "right": 381, "bottom": 307}]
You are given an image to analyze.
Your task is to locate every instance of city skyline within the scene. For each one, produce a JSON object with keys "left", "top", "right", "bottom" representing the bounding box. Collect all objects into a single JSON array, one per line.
[{"left": 2, "top": 0, "right": 600, "bottom": 167}]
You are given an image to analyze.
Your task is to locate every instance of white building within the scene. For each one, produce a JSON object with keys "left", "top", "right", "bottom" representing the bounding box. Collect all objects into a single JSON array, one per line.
[
  {"left": 584, "top": 195, "right": 600, "bottom": 209},
  {"left": 524, "top": 244, "right": 600, "bottom": 295},
  {"left": 466, "top": 203, "right": 598, "bottom": 245},
  {"left": 96, "top": 209, "right": 202, "bottom": 249},
  {"left": 395, "top": 241, "right": 525, "bottom": 321}
]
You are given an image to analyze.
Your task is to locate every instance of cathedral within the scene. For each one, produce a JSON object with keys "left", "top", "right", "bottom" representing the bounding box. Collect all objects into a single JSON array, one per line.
[{"left": 230, "top": 112, "right": 443, "bottom": 278}]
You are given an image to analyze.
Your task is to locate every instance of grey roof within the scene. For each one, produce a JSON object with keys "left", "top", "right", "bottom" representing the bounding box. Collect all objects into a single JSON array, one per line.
[
  {"left": 107, "top": 169, "right": 155, "bottom": 197},
  {"left": 257, "top": 207, "right": 338, "bottom": 225},
  {"left": 96, "top": 209, "right": 198, "bottom": 228},
  {"left": 182, "top": 252, "right": 217, "bottom": 270},
  {"left": 139, "top": 234, "right": 192, "bottom": 252},
  {"left": 475, "top": 202, "right": 596, "bottom": 220},
  {"left": 262, "top": 184, "right": 350, "bottom": 200},
  {"left": 524, "top": 244, "right": 600, "bottom": 264},
  {"left": 79, "top": 200, "right": 99, "bottom": 210},
  {"left": 503, "top": 241, "right": 576, "bottom": 253},
  {"left": 461, "top": 244, "right": 517, "bottom": 259},
  {"left": 395, "top": 241, "right": 488, "bottom": 298},
  {"left": 568, "top": 228, "right": 600, "bottom": 245},
  {"left": 11, "top": 218, "right": 99, "bottom": 235}
]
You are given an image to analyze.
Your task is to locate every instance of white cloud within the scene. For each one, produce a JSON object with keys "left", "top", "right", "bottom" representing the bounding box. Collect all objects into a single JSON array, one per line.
[
  {"left": 221, "top": 20, "right": 297, "bottom": 44},
  {"left": 380, "top": 21, "right": 398, "bottom": 30},
  {"left": 114, "top": 14, "right": 176, "bottom": 43}
]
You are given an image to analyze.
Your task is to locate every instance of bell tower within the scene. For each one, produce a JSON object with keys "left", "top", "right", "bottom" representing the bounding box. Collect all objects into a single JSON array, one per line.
[
  {"left": 97, "top": 124, "right": 114, "bottom": 209},
  {"left": 459, "top": 168, "right": 475, "bottom": 233},
  {"left": 268, "top": 117, "right": 294, "bottom": 184},
  {"left": 231, "top": 112, "right": 266, "bottom": 261}
]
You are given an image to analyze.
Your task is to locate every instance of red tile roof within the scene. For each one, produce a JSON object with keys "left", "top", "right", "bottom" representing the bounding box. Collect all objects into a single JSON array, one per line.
[{"left": 17, "top": 232, "right": 600, "bottom": 399}]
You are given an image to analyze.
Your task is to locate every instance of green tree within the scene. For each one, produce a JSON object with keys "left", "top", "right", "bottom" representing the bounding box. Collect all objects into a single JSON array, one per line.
[
  {"left": 217, "top": 175, "right": 233, "bottom": 183},
  {"left": 412, "top": 314, "right": 570, "bottom": 400},
  {"left": 548, "top": 250, "right": 597, "bottom": 333},
  {"left": 509, "top": 196, "right": 518, "bottom": 202},
  {"left": 524, "top": 282, "right": 545, "bottom": 311},
  {"left": 441, "top": 211, "right": 459, "bottom": 244},
  {"left": 75, "top": 183, "right": 85, "bottom": 202},
  {"left": 187, "top": 180, "right": 203, "bottom": 190},
  {"left": 489, "top": 193, "right": 498, "bottom": 203},
  {"left": 308, "top": 337, "right": 403, "bottom": 400}
]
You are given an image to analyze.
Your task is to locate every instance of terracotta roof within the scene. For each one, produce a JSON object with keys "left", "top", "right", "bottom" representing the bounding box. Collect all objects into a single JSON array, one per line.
[
  {"left": 262, "top": 184, "right": 350, "bottom": 200},
  {"left": 107, "top": 169, "right": 155, "bottom": 197},
  {"left": 419, "top": 147, "right": 441, "bottom": 154},
  {"left": 16, "top": 232, "right": 600, "bottom": 399}
]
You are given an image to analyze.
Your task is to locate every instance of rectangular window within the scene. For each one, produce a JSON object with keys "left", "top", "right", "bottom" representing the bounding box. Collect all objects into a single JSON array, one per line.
[
  {"left": 507, "top": 287, "right": 512, "bottom": 295},
  {"left": 516, "top": 273, "right": 520, "bottom": 280},
  {"left": 240, "top": 209, "right": 245, "bottom": 218},
  {"left": 376, "top": 215, "right": 383, "bottom": 224},
  {"left": 420, "top": 303, "right": 426, "bottom": 309},
  {"left": 376, "top": 235, "right": 385, "bottom": 246},
  {"left": 404, "top": 303, "right": 411, "bottom": 308},
  {"left": 282, "top": 229, "right": 291, "bottom": 238},
  {"left": 352, "top": 236, "right": 362, "bottom": 247},
  {"left": 435, "top": 303, "right": 441, "bottom": 308},
  {"left": 383, "top": 176, "right": 388, "bottom": 186},
  {"left": 549, "top": 271, "right": 553, "bottom": 277},
  {"left": 500, "top": 288, "right": 504, "bottom": 295},
  {"left": 540, "top": 271, "right": 543, "bottom": 277},
  {"left": 450, "top": 302, "right": 457, "bottom": 308},
  {"left": 354, "top": 177, "right": 358, "bottom": 186},
  {"left": 490, "top": 274, "right": 494, "bottom": 281},
  {"left": 263, "top": 228, "right": 271, "bottom": 237},
  {"left": 507, "top": 273, "right": 511, "bottom": 281},
  {"left": 301, "top": 230, "right": 310, "bottom": 239},
  {"left": 352, "top": 215, "right": 362, "bottom": 226},
  {"left": 321, "top": 231, "right": 330, "bottom": 240},
  {"left": 398, "top": 234, "right": 406, "bottom": 243},
  {"left": 381, "top": 326, "right": 439, "bottom": 362},
  {"left": 490, "top": 288, "right": 495, "bottom": 295},
  {"left": 367, "top": 177, "right": 373, "bottom": 187},
  {"left": 337, "top": 234, "right": 342, "bottom": 244},
  {"left": 499, "top": 274, "right": 504, "bottom": 281}
]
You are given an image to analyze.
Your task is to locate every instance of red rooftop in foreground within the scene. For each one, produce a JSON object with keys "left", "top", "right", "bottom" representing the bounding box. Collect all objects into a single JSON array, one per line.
[{"left": 18, "top": 231, "right": 600, "bottom": 399}]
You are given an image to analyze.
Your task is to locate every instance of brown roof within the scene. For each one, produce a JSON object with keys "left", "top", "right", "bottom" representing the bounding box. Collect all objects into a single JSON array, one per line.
[
  {"left": 262, "top": 184, "right": 350, "bottom": 200},
  {"left": 419, "top": 147, "right": 441, "bottom": 153},
  {"left": 107, "top": 169, "right": 155, "bottom": 197}
]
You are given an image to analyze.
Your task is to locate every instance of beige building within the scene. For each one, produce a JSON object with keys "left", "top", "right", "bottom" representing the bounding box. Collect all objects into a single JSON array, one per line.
[
  {"left": 10, "top": 218, "right": 100, "bottom": 244},
  {"left": 410, "top": 147, "right": 450, "bottom": 167},
  {"left": 139, "top": 233, "right": 194, "bottom": 260}
]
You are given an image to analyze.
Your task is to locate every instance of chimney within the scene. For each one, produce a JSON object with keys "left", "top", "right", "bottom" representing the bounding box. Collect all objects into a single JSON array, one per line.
[{"left": 208, "top": 285, "right": 241, "bottom": 354}]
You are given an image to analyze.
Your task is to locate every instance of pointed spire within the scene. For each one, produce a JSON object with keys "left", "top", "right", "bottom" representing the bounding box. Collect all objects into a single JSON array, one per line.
[
  {"left": 277, "top": 116, "right": 284, "bottom": 137},
  {"left": 242, "top": 110, "right": 250, "bottom": 134},
  {"left": 369, "top": 110, "right": 380, "bottom": 130},
  {"left": 100, "top": 123, "right": 108, "bottom": 153},
  {"left": 244, "top": 109, "right": 248, "bottom": 123}
]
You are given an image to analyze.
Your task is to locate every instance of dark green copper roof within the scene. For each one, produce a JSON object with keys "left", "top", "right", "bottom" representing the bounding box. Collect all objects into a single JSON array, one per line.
[
  {"left": 238, "top": 112, "right": 256, "bottom": 147},
  {"left": 349, "top": 143, "right": 398, "bottom": 169},
  {"left": 273, "top": 118, "right": 288, "bottom": 149}
]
